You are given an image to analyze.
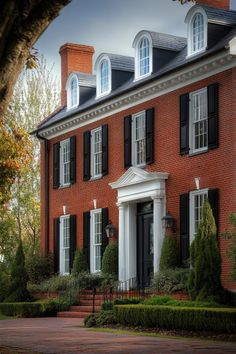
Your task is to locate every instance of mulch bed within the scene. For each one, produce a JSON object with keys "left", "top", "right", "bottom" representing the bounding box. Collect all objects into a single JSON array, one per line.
[{"left": 101, "top": 324, "right": 236, "bottom": 342}]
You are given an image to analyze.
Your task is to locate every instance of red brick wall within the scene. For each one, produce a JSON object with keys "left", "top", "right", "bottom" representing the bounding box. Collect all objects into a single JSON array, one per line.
[
  {"left": 43, "top": 69, "right": 236, "bottom": 291},
  {"left": 59, "top": 43, "right": 94, "bottom": 106},
  {"left": 196, "top": 0, "right": 229, "bottom": 9}
]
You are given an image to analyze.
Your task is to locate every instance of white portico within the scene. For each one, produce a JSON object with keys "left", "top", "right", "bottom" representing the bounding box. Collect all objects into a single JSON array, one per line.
[{"left": 110, "top": 167, "right": 169, "bottom": 283}]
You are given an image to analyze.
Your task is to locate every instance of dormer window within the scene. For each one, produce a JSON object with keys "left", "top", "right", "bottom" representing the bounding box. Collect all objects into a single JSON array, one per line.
[
  {"left": 186, "top": 7, "right": 207, "bottom": 57},
  {"left": 66, "top": 74, "right": 79, "bottom": 110},
  {"left": 133, "top": 32, "right": 153, "bottom": 81},
  {"left": 95, "top": 55, "right": 111, "bottom": 98}
]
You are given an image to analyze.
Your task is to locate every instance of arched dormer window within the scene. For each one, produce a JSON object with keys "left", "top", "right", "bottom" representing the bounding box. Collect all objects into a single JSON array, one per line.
[
  {"left": 66, "top": 74, "right": 79, "bottom": 110},
  {"left": 95, "top": 55, "right": 111, "bottom": 98},
  {"left": 133, "top": 32, "right": 153, "bottom": 81},
  {"left": 185, "top": 7, "right": 207, "bottom": 57}
]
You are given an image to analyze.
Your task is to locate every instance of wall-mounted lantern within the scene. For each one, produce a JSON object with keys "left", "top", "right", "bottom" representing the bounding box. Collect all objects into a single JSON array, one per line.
[
  {"left": 162, "top": 212, "right": 175, "bottom": 232},
  {"left": 105, "top": 220, "right": 115, "bottom": 238}
]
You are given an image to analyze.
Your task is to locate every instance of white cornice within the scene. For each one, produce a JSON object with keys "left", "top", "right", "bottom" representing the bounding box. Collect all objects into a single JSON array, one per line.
[{"left": 39, "top": 50, "right": 236, "bottom": 139}]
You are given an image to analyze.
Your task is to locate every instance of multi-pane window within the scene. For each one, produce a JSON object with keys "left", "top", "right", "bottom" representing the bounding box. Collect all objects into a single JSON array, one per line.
[
  {"left": 133, "top": 112, "right": 146, "bottom": 166},
  {"left": 60, "top": 139, "right": 70, "bottom": 186},
  {"left": 60, "top": 216, "right": 70, "bottom": 275},
  {"left": 100, "top": 60, "right": 109, "bottom": 94},
  {"left": 139, "top": 37, "right": 150, "bottom": 77},
  {"left": 192, "top": 13, "right": 204, "bottom": 53},
  {"left": 190, "top": 189, "right": 208, "bottom": 243},
  {"left": 70, "top": 78, "right": 78, "bottom": 108},
  {"left": 190, "top": 88, "right": 208, "bottom": 153},
  {"left": 91, "top": 210, "right": 102, "bottom": 272},
  {"left": 91, "top": 128, "right": 102, "bottom": 178}
]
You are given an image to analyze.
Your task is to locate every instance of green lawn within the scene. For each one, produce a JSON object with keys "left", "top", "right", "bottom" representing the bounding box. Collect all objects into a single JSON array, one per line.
[{"left": 0, "top": 312, "right": 15, "bottom": 320}]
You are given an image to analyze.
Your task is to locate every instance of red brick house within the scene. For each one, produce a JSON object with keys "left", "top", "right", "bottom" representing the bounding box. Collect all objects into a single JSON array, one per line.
[{"left": 35, "top": 0, "right": 236, "bottom": 292}]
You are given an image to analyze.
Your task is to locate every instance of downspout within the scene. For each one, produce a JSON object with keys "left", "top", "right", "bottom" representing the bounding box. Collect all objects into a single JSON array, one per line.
[{"left": 36, "top": 132, "right": 50, "bottom": 255}]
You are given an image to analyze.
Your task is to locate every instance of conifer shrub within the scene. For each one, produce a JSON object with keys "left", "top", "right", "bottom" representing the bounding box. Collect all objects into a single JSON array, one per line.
[
  {"left": 152, "top": 268, "right": 189, "bottom": 293},
  {"left": 72, "top": 248, "right": 88, "bottom": 276},
  {"left": 159, "top": 235, "right": 180, "bottom": 271},
  {"left": 5, "top": 239, "right": 31, "bottom": 302},
  {"left": 101, "top": 243, "right": 118, "bottom": 279},
  {"left": 0, "top": 264, "right": 10, "bottom": 302},
  {"left": 188, "top": 200, "right": 222, "bottom": 301},
  {"left": 26, "top": 252, "right": 54, "bottom": 284}
]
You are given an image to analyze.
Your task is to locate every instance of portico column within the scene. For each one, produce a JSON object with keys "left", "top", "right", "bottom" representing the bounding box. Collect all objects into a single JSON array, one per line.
[
  {"left": 117, "top": 202, "right": 126, "bottom": 281},
  {"left": 152, "top": 197, "right": 163, "bottom": 273}
]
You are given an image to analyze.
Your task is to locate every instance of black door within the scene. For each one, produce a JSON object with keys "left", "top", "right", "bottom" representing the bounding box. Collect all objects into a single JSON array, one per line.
[{"left": 137, "top": 202, "right": 154, "bottom": 288}]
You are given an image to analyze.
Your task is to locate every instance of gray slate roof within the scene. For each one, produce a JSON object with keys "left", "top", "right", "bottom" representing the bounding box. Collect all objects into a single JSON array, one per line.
[
  {"left": 96, "top": 53, "right": 134, "bottom": 72},
  {"left": 202, "top": 5, "right": 236, "bottom": 26},
  {"left": 134, "top": 31, "right": 187, "bottom": 52},
  {"left": 73, "top": 72, "right": 96, "bottom": 87}
]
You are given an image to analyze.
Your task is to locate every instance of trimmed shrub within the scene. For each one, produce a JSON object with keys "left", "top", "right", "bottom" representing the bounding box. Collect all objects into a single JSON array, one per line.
[
  {"left": 28, "top": 275, "right": 73, "bottom": 293},
  {"left": 143, "top": 295, "right": 226, "bottom": 308},
  {"left": 72, "top": 249, "right": 88, "bottom": 276},
  {"left": 84, "top": 313, "right": 98, "bottom": 327},
  {"left": 26, "top": 252, "right": 54, "bottom": 284},
  {"left": 84, "top": 310, "right": 116, "bottom": 327},
  {"left": 114, "top": 305, "right": 236, "bottom": 333},
  {"left": 188, "top": 200, "right": 222, "bottom": 301},
  {"left": 0, "top": 300, "right": 60, "bottom": 317},
  {"left": 101, "top": 243, "right": 118, "bottom": 278},
  {"left": 151, "top": 268, "right": 190, "bottom": 293},
  {"left": 5, "top": 240, "right": 30, "bottom": 302},
  {"left": 159, "top": 235, "right": 180, "bottom": 271},
  {"left": 101, "top": 297, "right": 143, "bottom": 311}
]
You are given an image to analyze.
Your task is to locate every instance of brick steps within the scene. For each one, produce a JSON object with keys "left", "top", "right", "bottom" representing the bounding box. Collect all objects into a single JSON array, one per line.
[
  {"left": 57, "top": 311, "right": 91, "bottom": 318},
  {"left": 57, "top": 293, "right": 103, "bottom": 318}
]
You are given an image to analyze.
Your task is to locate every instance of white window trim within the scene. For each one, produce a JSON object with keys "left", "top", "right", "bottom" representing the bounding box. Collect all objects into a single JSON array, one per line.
[
  {"left": 189, "top": 87, "right": 208, "bottom": 155},
  {"left": 189, "top": 188, "right": 208, "bottom": 244},
  {"left": 66, "top": 74, "right": 79, "bottom": 110},
  {"left": 132, "top": 111, "right": 146, "bottom": 167},
  {"left": 134, "top": 33, "right": 153, "bottom": 81},
  {"left": 60, "top": 139, "right": 71, "bottom": 188},
  {"left": 95, "top": 55, "right": 112, "bottom": 99},
  {"left": 90, "top": 208, "right": 102, "bottom": 273},
  {"left": 90, "top": 127, "right": 103, "bottom": 179},
  {"left": 186, "top": 8, "right": 208, "bottom": 58},
  {"left": 59, "top": 215, "right": 70, "bottom": 275}
]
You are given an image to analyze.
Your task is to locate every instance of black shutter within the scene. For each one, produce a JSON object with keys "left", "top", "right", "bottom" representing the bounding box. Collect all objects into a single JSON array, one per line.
[
  {"left": 70, "top": 136, "right": 76, "bottom": 184},
  {"left": 102, "top": 124, "right": 108, "bottom": 176},
  {"left": 69, "top": 215, "right": 77, "bottom": 272},
  {"left": 180, "top": 93, "right": 189, "bottom": 155},
  {"left": 102, "top": 208, "right": 109, "bottom": 257},
  {"left": 83, "top": 131, "right": 91, "bottom": 181},
  {"left": 180, "top": 193, "right": 190, "bottom": 264},
  {"left": 53, "top": 217, "right": 60, "bottom": 273},
  {"left": 145, "top": 108, "right": 154, "bottom": 165},
  {"left": 208, "top": 189, "right": 219, "bottom": 234},
  {"left": 208, "top": 83, "right": 219, "bottom": 150},
  {"left": 83, "top": 211, "right": 90, "bottom": 269},
  {"left": 53, "top": 143, "right": 60, "bottom": 189},
  {"left": 124, "top": 115, "right": 132, "bottom": 168}
]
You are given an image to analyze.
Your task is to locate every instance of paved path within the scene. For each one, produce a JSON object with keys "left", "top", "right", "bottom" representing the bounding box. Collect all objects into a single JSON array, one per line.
[{"left": 0, "top": 318, "right": 235, "bottom": 354}]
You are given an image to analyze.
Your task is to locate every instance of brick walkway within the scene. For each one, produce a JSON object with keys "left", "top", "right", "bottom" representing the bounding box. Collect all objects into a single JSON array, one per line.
[{"left": 0, "top": 318, "right": 235, "bottom": 354}]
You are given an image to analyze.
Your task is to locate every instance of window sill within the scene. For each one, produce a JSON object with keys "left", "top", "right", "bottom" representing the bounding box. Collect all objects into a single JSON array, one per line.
[
  {"left": 189, "top": 148, "right": 208, "bottom": 157},
  {"left": 59, "top": 183, "right": 71, "bottom": 189},
  {"left": 133, "top": 72, "right": 152, "bottom": 82},
  {"left": 133, "top": 163, "right": 146, "bottom": 169},
  {"left": 90, "top": 175, "right": 103, "bottom": 181},
  {"left": 186, "top": 48, "right": 206, "bottom": 59}
]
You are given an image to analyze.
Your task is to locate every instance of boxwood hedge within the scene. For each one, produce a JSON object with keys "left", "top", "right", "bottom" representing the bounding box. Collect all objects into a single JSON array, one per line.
[
  {"left": 0, "top": 300, "right": 60, "bottom": 318},
  {"left": 114, "top": 305, "right": 236, "bottom": 333}
]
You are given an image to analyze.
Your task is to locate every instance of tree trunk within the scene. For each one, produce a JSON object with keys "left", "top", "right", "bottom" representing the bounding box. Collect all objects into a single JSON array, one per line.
[{"left": 0, "top": 0, "right": 71, "bottom": 122}]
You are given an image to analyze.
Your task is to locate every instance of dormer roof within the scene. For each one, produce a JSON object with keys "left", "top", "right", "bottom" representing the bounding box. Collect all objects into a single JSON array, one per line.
[
  {"left": 66, "top": 72, "right": 96, "bottom": 88},
  {"left": 186, "top": 4, "right": 236, "bottom": 26},
  {"left": 95, "top": 53, "right": 134, "bottom": 72}
]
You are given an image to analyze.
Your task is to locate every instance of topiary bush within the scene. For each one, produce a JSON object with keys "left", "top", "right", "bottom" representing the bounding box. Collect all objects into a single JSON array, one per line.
[
  {"left": 5, "top": 239, "right": 31, "bottom": 302},
  {"left": 151, "top": 268, "right": 190, "bottom": 293},
  {"left": 26, "top": 252, "right": 54, "bottom": 284},
  {"left": 159, "top": 235, "right": 180, "bottom": 271},
  {"left": 101, "top": 243, "right": 118, "bottom": 279},
  {"left": 72, "top": 248, "right": 88, "bottom": 276},
  {"left": 188, "top": 200, "right": 222, "bottom": 301}
]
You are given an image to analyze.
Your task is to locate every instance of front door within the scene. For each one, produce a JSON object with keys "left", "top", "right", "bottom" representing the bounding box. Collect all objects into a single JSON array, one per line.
[{"left": 137, "top": 202, "right": 154, "bottom": 288}]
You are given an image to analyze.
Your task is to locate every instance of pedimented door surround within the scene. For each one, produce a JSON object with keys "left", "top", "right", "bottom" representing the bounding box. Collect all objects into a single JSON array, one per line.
[{"left": 110, "top": 167, "right": 169, "bottom": 283}]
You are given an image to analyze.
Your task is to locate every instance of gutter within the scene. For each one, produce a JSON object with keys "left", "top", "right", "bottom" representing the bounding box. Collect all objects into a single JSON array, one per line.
[{"left": 36, "top": 132, "right": 50, "bottom": 256}]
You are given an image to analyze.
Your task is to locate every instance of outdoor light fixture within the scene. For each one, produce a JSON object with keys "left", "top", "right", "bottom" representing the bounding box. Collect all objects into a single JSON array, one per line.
[
  {"left": 93, "top": 199, "right": 97, "bottom": 209},
  {"left": 63, "top": 205, "right": 67, "bottom": 215},
  {"left": 105, "top": 220, "right": 115, "bottom": 238},
  {"left": 194, "top": 177, "right": 200, "bottom": 190},
  {"left": 162, "top": 212, "right": 175, "bottom": 232}
]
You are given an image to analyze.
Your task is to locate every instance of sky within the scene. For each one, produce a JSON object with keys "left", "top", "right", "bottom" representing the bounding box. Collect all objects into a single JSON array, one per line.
[{"left": 36, "top": 0, "right": 236, "bottom": 80}]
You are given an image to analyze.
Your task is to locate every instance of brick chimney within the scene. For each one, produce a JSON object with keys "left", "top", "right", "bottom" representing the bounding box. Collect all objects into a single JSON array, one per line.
[
  {"left": 196, "top": 0, "right": 229, "bottom": 10},
  {"left": 59, "top": 43, "right": 95, "bottom": 107}
]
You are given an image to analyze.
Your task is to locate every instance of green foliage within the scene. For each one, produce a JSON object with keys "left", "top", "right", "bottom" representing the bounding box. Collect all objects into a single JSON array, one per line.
[
  {"left": 101, "top": 297, "right": 143, "bottom": 311},
  {"left": 72, "top": 248, "right": 88, "bottom": 276},
  {"left": 143, "top": 295, "right": 226, "bottom": 308},
  {"left": 188, "top": 200, "right": 222, "bottom": 301},
  {"left": 101, "top": 243, "right": 118, "bottom": 278},
  {"left": 26, "top": 252, "right": 54, "bottom": 284},
  {"left": 221, "top": 213, "right": 236, "bottom": 280},
  {"left": 0, "top": 300, "right": 60, "bottom": 318},
  {"left": 28, "top": 275, "right": 73, "bottom": 293},
  {"left": 84, "top": 310, "right": 116, "bottom": 328},
  {"left": 0, "top": 264, "right": 10, "bottom": 302},
  {"left": 5, "top": 240, "right": 30, "bottom": 302},
  {"left": 159, "top": 235, "right": 180, "bottom": 271},
  {"left": 151, "top": 268, "right": 190, "bottom": 293},
  {"left": 114, "top": 305, "right": 236, "bottom": 333}
]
